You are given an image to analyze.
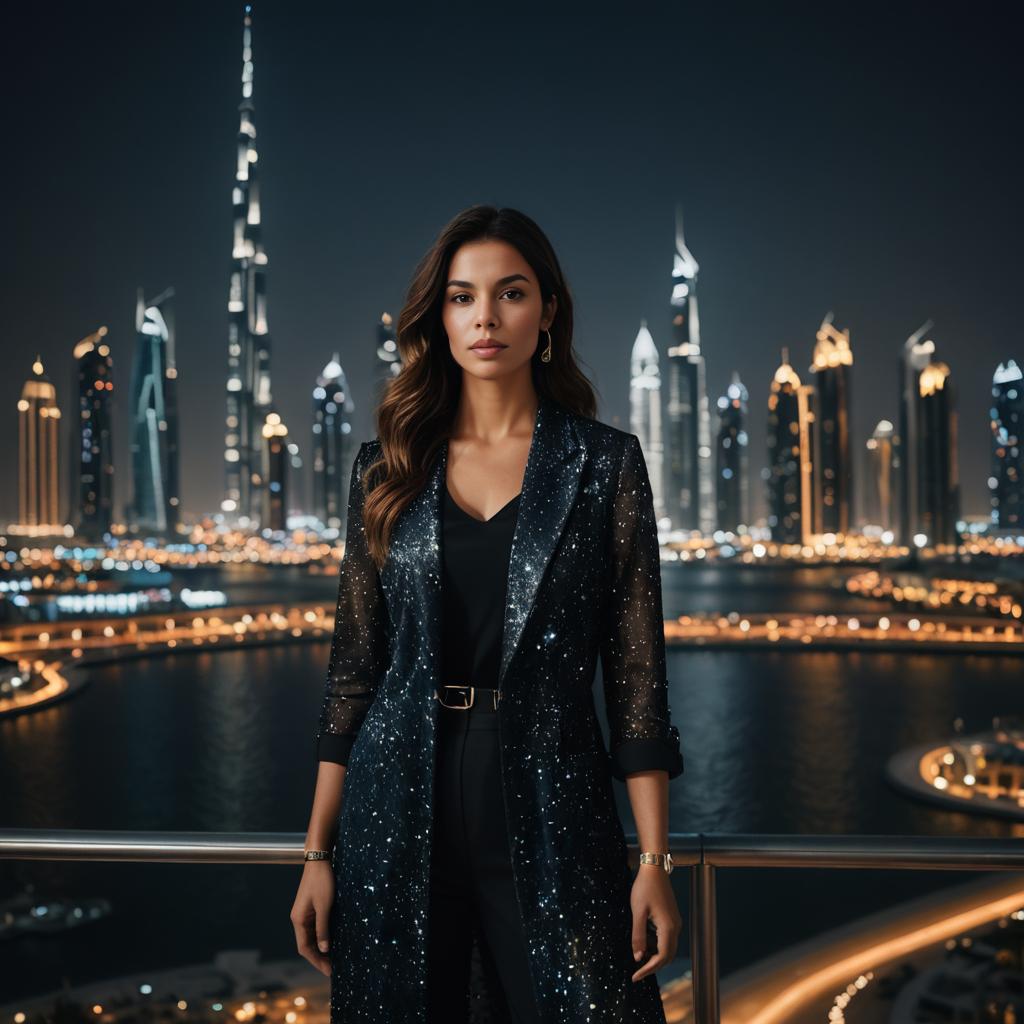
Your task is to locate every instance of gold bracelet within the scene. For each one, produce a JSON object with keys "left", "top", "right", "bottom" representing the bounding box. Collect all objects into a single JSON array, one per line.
[
  {"left": 639, "top": 851, "right": 674, "bottom": 874},
  {"left": 304, "top": 849, "right": 332, "bottom": 861}
]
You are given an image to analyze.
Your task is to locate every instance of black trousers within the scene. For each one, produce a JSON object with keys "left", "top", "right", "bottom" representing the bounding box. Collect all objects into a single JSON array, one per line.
[{"left": 427, "top": 691, "right": 542, "bottom": 1024}]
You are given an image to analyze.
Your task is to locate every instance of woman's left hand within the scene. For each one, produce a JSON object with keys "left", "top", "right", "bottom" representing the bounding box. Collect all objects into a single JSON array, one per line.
[{"left": 629, "top": 867, "right": 682, "bottom": 982}]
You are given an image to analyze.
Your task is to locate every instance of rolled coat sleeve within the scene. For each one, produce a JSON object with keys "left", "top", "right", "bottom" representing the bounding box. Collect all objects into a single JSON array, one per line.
[
  {"left": 599, "top": 433, "right": 685, "bottom": 781},
  {"left": 316, "top": 442, "right": 391, "bottom": 765}
]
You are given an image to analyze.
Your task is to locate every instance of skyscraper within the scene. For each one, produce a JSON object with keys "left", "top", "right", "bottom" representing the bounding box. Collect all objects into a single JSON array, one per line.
[
  {"left": 808, "top": 313, "right": 853, "bottom": 535},
  {"left": 223, "top": 2, "right": 272, "bottom": 525},
  {"left": 376, "top": 311, "right": 401, "bottom": 400},
  {"left": 990, "top": 360, "right": 1023, "bottom": 532},
  {"left": 665, "top": 205, "right": 713, "bottom": 535},
  {"left": 629, "top": 320, "right": 667, "bottom": 523},
  {"left": 918, "top": 360, "right": 960, "bottom": 547},
  {"left": 714, "top": 372, "right": 749, "bottom": 532},
  {"left": 862, "top": 420, "right": 897, "bottom": 533},
  {"left": 312, "top": 354, "right": 355, "bottom": 532},
  {"left": 897, "top": 321, "right": 933, "bottom": 545},
  {"left": 261, "top": 411, "right": 289, "bottom": 532},
  {"left": 897, "top": 322, "right": 960, "bottom": 547},
  {"left": 17, "top": 357, "right": 62, "bottom": 533},
  {"left": 766, "top": 348, "right": 814, "bottom": 544},
  {"left": 73, "top": 326, "right": 114, "bottom": 540},
  {"left": 129, "top": 288, "right": 180, "bottom": 536}
]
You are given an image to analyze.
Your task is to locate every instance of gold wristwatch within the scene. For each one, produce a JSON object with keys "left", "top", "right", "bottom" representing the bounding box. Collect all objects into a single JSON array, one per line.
[{"left": 639, "top": 851, "right": 674, "bottom": 874}]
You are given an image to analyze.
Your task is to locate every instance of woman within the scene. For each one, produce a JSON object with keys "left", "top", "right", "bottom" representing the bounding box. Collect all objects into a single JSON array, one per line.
[{"left": 291, "top": 205, "right": 685, "bottom": 1024}]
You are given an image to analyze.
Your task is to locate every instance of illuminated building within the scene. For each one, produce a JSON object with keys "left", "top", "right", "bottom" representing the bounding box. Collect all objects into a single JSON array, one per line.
[
  {"left": 918, "top": 359, "right": 960, "bottom": 546},
  {"left": 223, "top": 2, "right": 272, "bottom": 526},
  {"left": 260, "top": 411, "right": 289, "bottom": 532},
  {"left": 129, "top": 288, "right": 180, "bottom": 536},
  {"left": 990, "top": 360, "right": 1023, "bottom": 532},
  {"left": 629, "top": 320, "right": 667, "bottom": 523},
  {"left": 766, "top": 348, "right": 814, "bottom": 544},
  {"left": 714, "top": 372, "right": 749, "bottom": 532},
  {"left": 72, "top": 326, "right": 114, "bottom": 540},
  {"left": 17, "top": 356, "right": 62, "bottom": 533},
  {"left": 665, "top": 205, "right": 713, "bottom": 535},
  {"left": 862, "top": 420, "right": 897, "bottom": 533},
  {"left": 376, "top": 312, "right": 400, "bottom": 398},
  {"left": 312, "top": 354, "right": 354, "bottom": 532},
  {"left": 898, "top": 322, "right": 961, "bottom": 547},
  {"left": 808, "top": 313, "right": 853, "bottom": 534}
]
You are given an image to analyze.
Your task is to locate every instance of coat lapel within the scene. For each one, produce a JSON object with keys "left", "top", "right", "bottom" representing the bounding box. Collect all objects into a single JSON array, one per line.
[{"left": 419, "top": 393, "right": 586, "bottom": 694}]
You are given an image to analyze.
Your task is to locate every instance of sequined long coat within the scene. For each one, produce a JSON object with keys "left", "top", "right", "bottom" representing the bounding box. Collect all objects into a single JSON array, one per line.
[{"left": 316, "top": 392, "right": 684, "bottom": 1024}]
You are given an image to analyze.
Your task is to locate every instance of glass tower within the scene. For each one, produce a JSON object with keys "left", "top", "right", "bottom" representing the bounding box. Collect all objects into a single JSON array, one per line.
[
  {"left": 312, "top": 354, "right": 354, "bottom": 532},
  {"left": 990, "top": 360, "right": 1023, "bottom": 532},
  {"left": 714, "top": 372, "right": 749, "bottom": 532},
  {"left": 73, "top": 326, "right": 114, "bottom": 540},
  {"left": 665, "top": 205, "right": 713, "bottom": 535},
  {"left": 129, "top": 287, "right": 180, "bottom": 536}
]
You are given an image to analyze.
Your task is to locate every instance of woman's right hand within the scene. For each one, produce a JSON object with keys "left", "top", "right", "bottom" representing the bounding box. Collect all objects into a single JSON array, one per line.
[{"left": 291, "top": 860, "right": 336, "bottom": 977}]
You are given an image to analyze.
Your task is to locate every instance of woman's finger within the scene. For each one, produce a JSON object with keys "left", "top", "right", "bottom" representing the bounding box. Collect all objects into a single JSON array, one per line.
[{"left": 631, "top": 911, "right": 679, "bottom": 982}]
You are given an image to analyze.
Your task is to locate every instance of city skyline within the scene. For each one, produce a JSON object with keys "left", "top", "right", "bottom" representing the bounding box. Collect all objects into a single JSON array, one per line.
[{"left": 1, "top": 2, "right": 1019, "bottom": 523}]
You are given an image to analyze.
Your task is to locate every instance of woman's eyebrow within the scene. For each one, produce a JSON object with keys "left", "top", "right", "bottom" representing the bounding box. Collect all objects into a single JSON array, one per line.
[{"left": 445, "top": 273, "right": 530, "bottom": 289}]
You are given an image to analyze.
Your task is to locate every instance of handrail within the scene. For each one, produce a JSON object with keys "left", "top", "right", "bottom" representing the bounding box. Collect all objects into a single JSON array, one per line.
[{"left": 4, "top": 829, "right": 1024, "bottom": 1024}]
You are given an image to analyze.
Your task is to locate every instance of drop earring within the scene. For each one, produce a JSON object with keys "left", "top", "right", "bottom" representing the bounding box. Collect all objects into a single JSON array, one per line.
[{"left": 541, "top": 329, "right": 553, "bottom": 363}]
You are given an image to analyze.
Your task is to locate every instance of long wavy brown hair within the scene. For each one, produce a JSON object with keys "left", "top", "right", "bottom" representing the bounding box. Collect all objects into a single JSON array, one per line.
[{"left": 360, "top": 204, "right": 599, "bottom": 569}]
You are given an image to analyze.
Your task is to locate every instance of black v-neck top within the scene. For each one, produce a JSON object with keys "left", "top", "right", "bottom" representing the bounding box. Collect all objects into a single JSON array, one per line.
[{"left": 440, "top": 484, "right": 521, "bottom": 688}]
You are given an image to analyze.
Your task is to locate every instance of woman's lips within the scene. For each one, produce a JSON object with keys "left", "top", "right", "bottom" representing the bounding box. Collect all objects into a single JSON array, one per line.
[{"left": 470, "top": 344, "right": 506, "bottom": 358}]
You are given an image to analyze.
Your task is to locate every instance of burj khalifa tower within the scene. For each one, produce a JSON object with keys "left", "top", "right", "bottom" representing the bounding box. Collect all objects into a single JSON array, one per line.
[{"left": 222, "top": 3, "right": 273, "bottom": 525}]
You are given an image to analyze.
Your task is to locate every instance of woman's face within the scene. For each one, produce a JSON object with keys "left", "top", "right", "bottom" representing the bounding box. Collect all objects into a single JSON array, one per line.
[{"left": 442, "top": 238, "right": 556, "bottom": 382}]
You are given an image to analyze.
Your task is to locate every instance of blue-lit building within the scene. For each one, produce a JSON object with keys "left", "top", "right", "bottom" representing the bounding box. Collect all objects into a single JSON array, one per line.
[
  {"left": 312, "top": 355, "right": 354, "bottom": 532},
  {"left": 714, "top": 372, "right": 749, "bottom": 532},
  {"left": 128, "top": 288, "right": 180, "bottom": 536},
  {"left": 990, "top": 359, "right": 1022, "bottom": 532},
  {"left": 72, "top": 326, "right": 114, "bottom": 541}
]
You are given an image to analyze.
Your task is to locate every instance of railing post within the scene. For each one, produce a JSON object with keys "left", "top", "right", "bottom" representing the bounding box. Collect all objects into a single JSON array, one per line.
[{"left": 690, "top": 859, "right": 720, "bottom": 1024}]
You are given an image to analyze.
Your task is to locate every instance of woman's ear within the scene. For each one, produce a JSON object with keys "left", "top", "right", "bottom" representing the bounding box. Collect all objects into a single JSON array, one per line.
[{"left": 542, "top": 293, "right": 558, "bottom": 331}]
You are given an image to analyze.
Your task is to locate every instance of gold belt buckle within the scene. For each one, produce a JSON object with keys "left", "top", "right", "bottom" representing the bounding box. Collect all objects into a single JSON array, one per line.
[
  {"left": 435, "top": 684, "right": 474, "bottom": 710},
  {"left": 433, "top": 685, "right": 503, "bottom": 710}
]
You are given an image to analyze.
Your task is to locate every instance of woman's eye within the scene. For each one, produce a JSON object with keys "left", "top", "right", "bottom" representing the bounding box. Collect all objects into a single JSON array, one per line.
[{"left": 450, "top": 289, "right": 523, "bottom": 303}]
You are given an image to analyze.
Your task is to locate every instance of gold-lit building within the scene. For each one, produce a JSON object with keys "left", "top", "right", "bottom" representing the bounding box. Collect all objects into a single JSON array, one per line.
[
  {"left": 898, "top": 321, "right": 961, "bottom": 548},
  {"left": 261, "top": 411, "right": 289, "bottom": 532},
  {"left": 767, "top": 348, "right": 815, "bottom": 545},
  {"left": 808, "top": 313, "right": 853, "bottom": 535},
  {"left": 17, "top": 356, "right": 62, "bottom": 533},
  {"left": 863, "top": 419, "right": 898, "bottom": 533}
]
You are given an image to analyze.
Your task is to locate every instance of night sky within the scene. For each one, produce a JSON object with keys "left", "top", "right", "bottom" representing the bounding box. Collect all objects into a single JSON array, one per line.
[{"left": 1, "top": 2, "right": 1019, "bottom": 525}]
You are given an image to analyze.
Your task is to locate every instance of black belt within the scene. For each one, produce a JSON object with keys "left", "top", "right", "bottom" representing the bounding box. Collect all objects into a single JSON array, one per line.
[{"left": 433, "top": 684, "right": 502, "bottom": 710}]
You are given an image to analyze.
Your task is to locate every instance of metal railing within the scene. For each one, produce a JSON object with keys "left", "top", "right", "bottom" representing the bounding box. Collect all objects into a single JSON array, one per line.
[{"left": 4, "top": 829, "right": 1024, "bottom": 1023}]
